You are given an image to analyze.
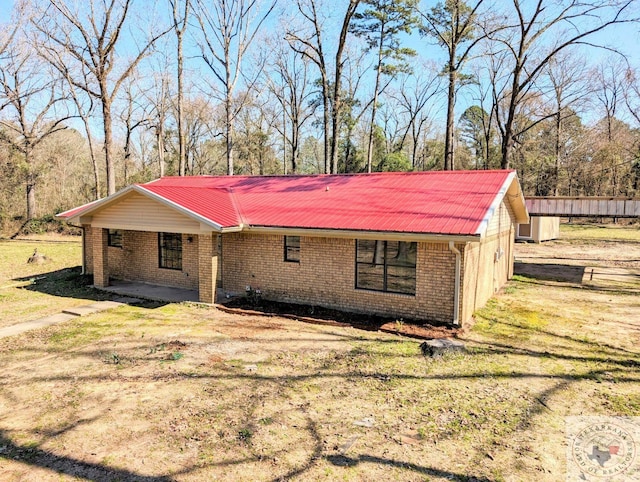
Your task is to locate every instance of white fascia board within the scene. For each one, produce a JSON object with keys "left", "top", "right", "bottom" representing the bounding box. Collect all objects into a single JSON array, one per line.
[{"left": 475, "top": 171, "right": 520, "bottom": 237}]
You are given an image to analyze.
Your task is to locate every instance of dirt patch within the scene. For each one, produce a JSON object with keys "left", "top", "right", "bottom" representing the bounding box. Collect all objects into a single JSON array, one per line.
[{"left": 220, "top": 298, "right": 459, "bottom": 340}]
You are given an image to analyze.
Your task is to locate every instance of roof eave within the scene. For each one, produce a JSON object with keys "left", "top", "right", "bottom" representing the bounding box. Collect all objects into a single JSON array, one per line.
[
  {"left": 245, "top": 225, "right": 481, "bottom": 243},
  {"left": 56, "top": 185, "right": 138, "bottom": 225},
  {"left": 57, "top": 184, "right": 239, "bottom": 232},
  {"left": 475, "top": 171, "right": 529, "bottom": 236}
]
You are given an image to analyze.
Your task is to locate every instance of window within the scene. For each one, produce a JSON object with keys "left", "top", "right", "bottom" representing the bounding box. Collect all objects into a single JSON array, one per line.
[
  {"left": 159, "top": 233, "right": 182, "bottom": 270},
  {"left": 284, "top": 236, "right": 300, "bottom": 262},
  {"left": 356, "top": 240, "right": 416, "bottom": 295},
  {"left": 107, "top": 229, "right": 123, "bottom": 248}
]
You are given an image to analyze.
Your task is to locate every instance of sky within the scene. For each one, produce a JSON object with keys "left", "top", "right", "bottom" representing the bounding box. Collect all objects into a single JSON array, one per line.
[{"left": 2, "top": 0, "right": 640, "bottom": 136}]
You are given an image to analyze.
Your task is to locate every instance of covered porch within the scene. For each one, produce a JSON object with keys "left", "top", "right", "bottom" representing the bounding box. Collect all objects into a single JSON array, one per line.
[{"left": 98, "top": 280, "right": 230, "bottom": 304}]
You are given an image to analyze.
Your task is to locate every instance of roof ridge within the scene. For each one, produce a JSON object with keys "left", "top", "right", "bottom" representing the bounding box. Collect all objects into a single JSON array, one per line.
[
  {"left": 227, "top": 187, "right": 246, "bottom": 227},
  {"left": 149, "top": 169, "right": 515, "bottom": 182}
]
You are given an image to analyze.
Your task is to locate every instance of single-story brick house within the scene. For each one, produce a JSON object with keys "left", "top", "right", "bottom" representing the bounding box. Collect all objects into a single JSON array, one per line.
[{"left": 57, "top": 170, "right": 528, "bottom": 326}]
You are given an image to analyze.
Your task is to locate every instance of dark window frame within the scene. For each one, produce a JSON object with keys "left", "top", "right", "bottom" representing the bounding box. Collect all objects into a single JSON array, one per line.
[
  {"left": 107, "top": 229, "right": 123, "bottom": 248},
  {"left": 158, "top": 232, "right": 182, "bottom": 270},
  {"left": 284, "top": 235, "right": 301, "bottom": 263},
  {"left": 355, "top": 240, "right": 417, "bottom": 295}
]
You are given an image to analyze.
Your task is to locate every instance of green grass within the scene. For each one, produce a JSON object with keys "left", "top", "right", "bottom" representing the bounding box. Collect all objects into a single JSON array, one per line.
[
  {"left": 0, "top": 229, "right": 638, "bottom": 481},
  {"left": 561, "top": 222, "right": 640, "bottom": 242},
  {"left": 0, "top": 237, "right": 114, "bottom": 328}
]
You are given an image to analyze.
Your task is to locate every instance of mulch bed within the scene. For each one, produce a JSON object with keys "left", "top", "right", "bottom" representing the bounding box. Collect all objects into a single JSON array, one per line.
[{"left": 219, "top": 298, "right": 460, "bottom": 340}]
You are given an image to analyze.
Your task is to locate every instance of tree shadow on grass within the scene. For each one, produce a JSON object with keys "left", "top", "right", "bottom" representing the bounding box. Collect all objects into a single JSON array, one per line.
[
  {"left": 13, "top": 267, "right": 168, "bottom": 308},
  {"left": 325, "top": 454, "right": 493, "bottom": 481},
  {"left": 0, "top": 431, "right": 173, "bottom": 482},
  {"left": 14, "top": 267, "right": 111, "bottom": 302}
]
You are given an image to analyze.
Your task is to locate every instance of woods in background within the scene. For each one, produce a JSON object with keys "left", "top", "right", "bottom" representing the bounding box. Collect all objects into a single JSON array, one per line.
[{"left": 1, "top": 0, "right": 640, "bottom": 228}]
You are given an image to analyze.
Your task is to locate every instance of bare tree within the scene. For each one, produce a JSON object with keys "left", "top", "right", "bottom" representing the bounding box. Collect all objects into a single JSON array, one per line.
[
  {"left": 491, "top": 0, "right": 636, "bottom": 169},
  {"left": 592, "top": 57, "right": 627, "bottom": 143},
  {"left": 590, "top": 57, "right": 630, "bottom": 196},
  {"left": 386, "top": 67, "right": 441, "bottom": 167},
  {"left": 194, "top": 0, "right": 276, "bottom": 176},
  {"left": 468, "top": 59, "right": 501, "bottom": 170},
  {"left": 120, "top": 75, "right": 151, "bottom": 184},
  {"left": 34, "top": 0, "right": 169, "bottom": 195},
  {"left": 63, "top": 69, "right": 102, "bottom": 199},
  {"left": 544, "top": 51, "right": 590, "bottom": 194},
  {"left": 169, "top": 0, "right": 190, "bottom": 176},
  {"left": 0, "top": 47, "right": 73, "bottom": 219},
  {"left": 421, "top": 0, "right": 491, "bottom": 170},
  {"left": 350, "top": 0, "right": 418, "bottom": 173},
  {"left": 0, "top": 1, "right": 23, "bottom": 65},
  {"left": 266, "top": 42, "right": 316, "bottom": 174},
  {"left": 287, "top": 0, "right": 360, "bottom": 174}
]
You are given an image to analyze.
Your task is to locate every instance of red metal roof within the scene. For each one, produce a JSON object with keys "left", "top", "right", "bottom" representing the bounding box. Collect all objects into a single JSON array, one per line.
[
  {"left": 140, "top": 170, "right": 516, "bottom": 235},
  {"left": 58, "top": 170, "right": 520, "bottom": 236}
]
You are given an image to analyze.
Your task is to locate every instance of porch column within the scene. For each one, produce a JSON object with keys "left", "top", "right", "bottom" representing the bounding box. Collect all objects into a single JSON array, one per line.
[
  {"left": 198, "top": 233, "right": 218, "bottom": 303},
  {"left": 93, "top": 228, "right": 109, "bottom": 287}
]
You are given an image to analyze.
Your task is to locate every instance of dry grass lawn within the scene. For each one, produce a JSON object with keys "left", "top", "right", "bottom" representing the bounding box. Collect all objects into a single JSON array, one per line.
[{"left": 0, "top": 225, "right": 638, "bottom": 481}]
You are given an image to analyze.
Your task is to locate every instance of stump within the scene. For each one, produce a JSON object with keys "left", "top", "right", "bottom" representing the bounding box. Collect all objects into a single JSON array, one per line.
[
  {"left": 27, "top": 249, "right": 50, "bottom": 264},
  {"left": 420, "top": 338, "right": 465, "bottom": 357}
]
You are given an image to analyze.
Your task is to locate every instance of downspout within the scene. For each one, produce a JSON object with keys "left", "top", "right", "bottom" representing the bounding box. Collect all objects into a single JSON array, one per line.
[
  {"left": 448, "top": 241, "right": 461, "bottom": 326},
  {"left": 81, "top": 226, "right": 86, "bottom": 275}
]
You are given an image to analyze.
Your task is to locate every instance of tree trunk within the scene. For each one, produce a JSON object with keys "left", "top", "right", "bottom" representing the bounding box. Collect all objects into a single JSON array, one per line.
[
  {"left": 123, "top": 127, "right": 132, "bottom": 185},
  {"left": 501, "top": 57, "right": 523, "bottom": 170},
  {"left": 177, "top": 28, "right": 186, "bottom": 176},
  {"left": 366, "top": 84, "right": 380, "bottom": 173},
  {"left": 225, "top": 92, "right": 233, "bottom": 176},
  {"left": 25, "top": 147, "right": 36, "bottom": 221},
  {"left": 26, "top": 180, "right": 36, "bottom": 221},
  {"left": 157, "top": 125, "right": 165, "bottom": 177},
  {"left": 554, "top": 110, "right": 561, "bottom": 195},
  {"left": 329, "top": 91, "right": 340, "bottom": 174},
  {"left": 322, "top": 82, "right": 330, "bottom": 174},
  {"left": 291, "top": 118, "right": 299, "bottom": 174},
  {"left": 84, "top": 118, "right": 101, "bottom": 199},
  {"left": 366, "top": 30, "right": 385, "bottom": 174},
  {"left": 444, "top": 51, "right": 457, "bottom": 171},
  {"left": 330, "top": 0, "right": 358, "bottom": 174},
  {"left": 282, "top": 109, "right": 288, "bottom": 175},
  {"left": 102, "top": 93, "right": 116, "bottom": 195}
]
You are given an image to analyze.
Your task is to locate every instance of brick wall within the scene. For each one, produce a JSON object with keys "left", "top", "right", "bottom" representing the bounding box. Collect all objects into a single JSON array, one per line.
[
  {"left": 83, "top": 225, "right": 94, "bottom": 275},
  {"left": 90, "top": 229, "right": 200, "bottom": 291},
  {"left": 198, "top": 234, "right": 218, "bottom": 303},
  {"left": 222, "top": 233, "right": 457, "bottom": 323}
]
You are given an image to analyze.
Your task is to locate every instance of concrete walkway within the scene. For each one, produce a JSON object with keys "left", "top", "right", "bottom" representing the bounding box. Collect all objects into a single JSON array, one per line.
[
  {"left": 100, "top": 280, "right": 200, "bottom": 303},
  {"left": 0, "top": 299, "right": 139, "bottom": 339}
]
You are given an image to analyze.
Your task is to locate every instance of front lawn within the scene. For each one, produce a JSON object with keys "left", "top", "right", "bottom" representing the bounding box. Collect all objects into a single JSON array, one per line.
[{"left": 0, "top": 228, "right": 638, "bottom": 481}]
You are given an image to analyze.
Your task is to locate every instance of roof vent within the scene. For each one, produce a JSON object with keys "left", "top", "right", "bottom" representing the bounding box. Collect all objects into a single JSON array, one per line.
[{"left": 325, "top": 186, "right": 330, "bottom": 192}]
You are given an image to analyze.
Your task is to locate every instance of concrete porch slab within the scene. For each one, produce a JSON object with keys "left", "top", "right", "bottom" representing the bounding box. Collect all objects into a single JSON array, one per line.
[{"left": 99, "top": 280, "right": 200, "bottom": 303}]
